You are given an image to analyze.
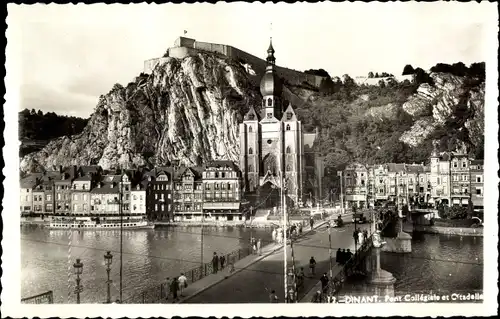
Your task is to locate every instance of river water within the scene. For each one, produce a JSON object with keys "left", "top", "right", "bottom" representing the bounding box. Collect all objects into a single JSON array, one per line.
[
  {"left": 343, "top": 232, "right": 483, "bottom": 296},
  {"left": 21, "top": 225, "right": 272, "bottom": 303}
]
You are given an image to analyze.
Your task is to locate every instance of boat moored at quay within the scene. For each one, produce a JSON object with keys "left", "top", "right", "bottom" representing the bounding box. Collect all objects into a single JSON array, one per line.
[{"left": 47, "top": 216, "right": 154, "bottom": 230}]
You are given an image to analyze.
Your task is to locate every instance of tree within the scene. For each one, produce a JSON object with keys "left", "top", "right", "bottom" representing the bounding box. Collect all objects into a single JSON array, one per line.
[
  {"left": 368, "top": 72, "right": 374, "bottom": 78},
  {"left": 378, "top": 79, "right": 386, "bottom": 88},
  {"left": 402, "top": 64, "right": 415, "bottom": 75},
  {"left": 375, "top": 72, "right": 379, "bottom": 78}
]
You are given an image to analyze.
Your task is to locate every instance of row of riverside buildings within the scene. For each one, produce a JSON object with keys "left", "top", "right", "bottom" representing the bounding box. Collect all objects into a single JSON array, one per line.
[
  {"left": 340, "top": 145, "right": 484, "bottom": 212},
  {"left": 20, "top": 161, "right": 244, "bottom": 222}
]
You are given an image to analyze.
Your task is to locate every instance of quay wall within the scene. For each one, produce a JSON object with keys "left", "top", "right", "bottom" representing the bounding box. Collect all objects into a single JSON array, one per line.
[
  {"left": 413, "top": 224, "right": 483, "bottom": 236},
  {"left": 143, "top": 40, "right": 327, "bottom": 88}
]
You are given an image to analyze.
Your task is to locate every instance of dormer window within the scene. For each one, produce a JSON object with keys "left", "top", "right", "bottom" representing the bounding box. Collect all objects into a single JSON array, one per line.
[
  {"left": 286, "top": 124, "right": 291, "bottom": 131},
  {"left": 249, "top": 126, "right": 253, "bottom": 133},
  {"left": 267, "top": 98, "right": 272, "bottom": 106},
  {"left": 248, "top": 114, "right": 255, "bottom": 120},
  {"left": 286, "top": 112, "right": 292, "bottom": 120},
  {"left": 267, "top": 113, "right": 272, "bottom": 119}
]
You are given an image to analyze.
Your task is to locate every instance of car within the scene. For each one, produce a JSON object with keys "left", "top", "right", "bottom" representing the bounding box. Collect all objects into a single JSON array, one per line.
[{"left": 352, "top": 213, "right": 367, "bottom": 224}]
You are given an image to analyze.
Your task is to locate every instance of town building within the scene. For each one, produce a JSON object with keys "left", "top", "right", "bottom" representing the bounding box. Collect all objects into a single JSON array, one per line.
[
  {"left": 54, "top": 167, "right": 77, "bottom": 215},
  {"left": 202, "top": 160, "right": 243, "bottom": 221},
  {"left": 449, "top": 152, "right": 471, "bottom": 207},
  {"left": 90, "top": 175, "right": 121, "bottom": 216},
  {"left": 20, "top": 174, "right": 41, "bottom": 214},
  {"left": 343, "top": 163, "right": 369, "bottom": 209},
  {"left": 144, "top": 167, "right": 173, "bottom": 221},
  {"left": 131, "top": 182, "right": 147, "bottom": 216},
  {"left": 470, "top": 159, "right": 484, "bottom": 211},
  {"left": 71, "top": 171, "right": 93, "bottom": 215},
  {"left": 429, "top": 145, "right": 451, "bottom": 206},
  {"left": 239, "top": 39, "right": 320, "bottom": 209},
  {"left": 172, "top": 167, "right": 204, "bottom": 221}
]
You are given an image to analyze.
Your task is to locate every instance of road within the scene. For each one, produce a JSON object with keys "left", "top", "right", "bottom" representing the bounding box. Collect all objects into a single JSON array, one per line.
[{"left": 186, "top": 220, "right": 371, "bottom": 303}]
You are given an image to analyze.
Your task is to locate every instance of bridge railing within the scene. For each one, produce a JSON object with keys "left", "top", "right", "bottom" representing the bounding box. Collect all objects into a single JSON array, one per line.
[
  {"left": 308, "top": 213, "right": 396, "bottom": 303},
  {"left": 21, "top": 290, "right": 54, "bottom": 304},
  {"left": 122, "top": 240, "right": 273, "bottom": 304}
]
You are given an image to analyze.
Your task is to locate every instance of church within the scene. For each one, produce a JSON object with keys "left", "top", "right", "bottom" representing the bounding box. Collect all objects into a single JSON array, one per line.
[{"left": 239, "top": 39, "right": 320, "bottom": 209}]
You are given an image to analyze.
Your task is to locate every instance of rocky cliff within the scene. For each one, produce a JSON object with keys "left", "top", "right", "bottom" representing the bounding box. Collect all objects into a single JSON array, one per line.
[
  {"left": 400, "top": 72, "right": 485, "bottom": 148},
  {"left": 20, "top": 52, "right": 261, "bottom": 172},
  {"left": 20, "top": 52, "right": 485, "bottom": 173}
]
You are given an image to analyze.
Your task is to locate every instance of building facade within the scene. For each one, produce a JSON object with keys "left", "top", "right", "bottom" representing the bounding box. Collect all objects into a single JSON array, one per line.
[
  {"left": 172, "top": 167, "right": 204, "bottom": 221},
  {"left": 470, "top": 160, "right": 484, "bottom": 210},
  {"left": 71, "top": 172, "right": 92, "bottom": 215},
  {"left": 145, "top": 167, "right": 173, "bottom": 221},
  {"left": 90, "top": 176, "right": 121, "bottom": 216},
  {"left": 202, "top": 161, "right": 242, "bottom": 221},
  {"left": 239, "top": 39, "right": 319, "bottom": 208},
  {"left": 449, "top": 153, "right": 471, "bottom": 207}
]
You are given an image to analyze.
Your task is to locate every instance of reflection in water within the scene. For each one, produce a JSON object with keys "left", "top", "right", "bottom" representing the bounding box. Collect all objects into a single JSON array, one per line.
[
  {"left": 343, "top": 232, "right": 483, "bottom": 295},
  {"left": 21, "top": 225, "right": 272, "bottom": 303}
]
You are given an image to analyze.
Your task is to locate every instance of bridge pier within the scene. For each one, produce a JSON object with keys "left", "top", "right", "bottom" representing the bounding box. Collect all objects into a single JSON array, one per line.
[
  {"left": 381, "top": 218, "right": 412, "bottom": 253},
  {"left": 364, "top": 246, "right": 396, "bottom": 297}
]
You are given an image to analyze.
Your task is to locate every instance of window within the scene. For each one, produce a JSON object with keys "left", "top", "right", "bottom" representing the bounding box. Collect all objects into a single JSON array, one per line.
[
  {"left": 453, "top": 162, "right": 458, "bottom": 168},
  {"left": 267, "top": 113, "right": 272, "bottom": 119},
  {"left": 248, "top": 165, "right": 253, "bottom": 172},
  {"left": 286, "top": 165, "right": 291, "bottom": 171},
  {"left": 286, "top": 124, "right": 291, "bottom": 131},
  {"left": 227, "top": 183, "right": 231, "bottom": 190},
  {"left": 215, "top": 183, "right": 219, "bottom": 190},
  {"left": 161, "top": 194, "right": 164, "bottom": 200},
  {"left": 286, "top": 112, "right": 292, "bottom": 120},
  {"left": 155, "top": 204, "right": 158, "bottom": 211},
  {"left": 57, "top": 194, "right": 62, "bottom": 200},
  {"left": 82, "top": 184, "right": 86, "bottom": 190},
  {"left": 221, "top": 183, "right": 226, "bottom": 190},
  {"left": 83, "top": 204, "right": 88, "bottom": 211},
  {"left": 248, "top": 148, "right": 253, "bottom": 155},
  {"left": 462, "top": 162, "right": 467, "bottom": 168},
  {"left": 206, "top": 184, "right": 211, "bottom": 190},
  {"left": 249, "top": 126, "right": 253, "bottom": 133},
  {"left": 267, "top": 98, "right": 272, "bottom": 106},
  {"left": 73, "top": 194, "right": 78, "bottom": 200},
  {"left": 476, "top": 176, "right": 482, "bottom": 183},
  {"left": 286, "top": 146, "right": 291, "bottom": 154},
  {"left": 248, "top": 114, "right": 255, "bottom": 120}
]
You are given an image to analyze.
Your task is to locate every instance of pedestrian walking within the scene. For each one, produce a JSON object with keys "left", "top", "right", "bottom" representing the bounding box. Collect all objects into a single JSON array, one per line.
[
  {"left": 353, "top": 229, "right": 358, "bottom": 246},
  {"left": 271, "top": 228, "right": 277, "bottom": 242},
  {"left": 335, "top": 248, "right": 341, "bottom": 264},
  {"left": 309, "top": 256, "right": 317, "bottom": 276},
  {"left": 269, "top": 289, "right": 279, "bottom": 303},
  {"left": 363, "top": 229, "right": 368, "bottom": 242},
  {"left": 299, "top": 223, "right": 303, "bottom": 235},
  {"left": 346, "top": 249, "right": 353, "bottom": 263},
  {"left": 320, "top": 273, "right": 329, "bottom": 293},
  {"left": 165, "top": 277, "right": 172, "bottom": 300},
  {"left": 358, "top": 231, "right": 364, "bottom": 247},
  {"left": 219, "top": 255, "right": 226, "bottom": 270},
  {"left": 312, "top": 290, "right": 322, "bottom": 303},
  {"left": 309, "top": 217, "right": 314, "bottom": 229},
  {"left": 170, "top": 277, "right": 179, "bottom": 302},
  {"left": 178, "top": 273, "right": 188, "bottom": 297},
  {"left": 252, "top": 239, "right": 257, "bottom": 255},
  {"left": 212, "top": 252, "right": 219, "bottom": 274},
  {"left": 341, "top": 249, "right": 347, "bottom": 265},
  {"left": 257, "top": 239, "right": 262, "bottom": 255},
  {"left": 296, "top": 267, "right": 305, "bottom": 292}
]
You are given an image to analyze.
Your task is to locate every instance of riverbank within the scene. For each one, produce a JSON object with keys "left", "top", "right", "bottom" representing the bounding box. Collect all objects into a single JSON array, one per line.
[{"left": 412, "top": 224, "right": 483, "bottom": 236}]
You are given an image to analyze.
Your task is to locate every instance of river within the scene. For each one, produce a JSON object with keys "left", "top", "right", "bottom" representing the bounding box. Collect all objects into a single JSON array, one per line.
[
  {"left": 21, "top": 225, "right": 272, "bottom": 303},
  {"left": 342, "top": 232, "right": 483, "bottom": 296}
]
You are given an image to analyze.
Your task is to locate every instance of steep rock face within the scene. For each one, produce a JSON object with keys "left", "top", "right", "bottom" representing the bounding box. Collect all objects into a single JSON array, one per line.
[
  {"left": 399, "top": 72, "right": 484, "bottom": 148},
  {"left": 20, "top": 53, "right": 261, "bottom": 172},
  {"left": 364, "top": 103, "right": 398, "bottom": 121}
]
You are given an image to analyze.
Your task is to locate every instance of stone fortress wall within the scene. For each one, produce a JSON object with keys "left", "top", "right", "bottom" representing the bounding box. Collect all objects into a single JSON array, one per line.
[{"left": 144, "top": 37, "right": 327, "bottom": 88}]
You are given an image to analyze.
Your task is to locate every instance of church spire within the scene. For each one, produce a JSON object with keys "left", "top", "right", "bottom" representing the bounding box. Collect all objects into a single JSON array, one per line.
[{"left": 266, "top": 38, "right": 276, "bottom": 65}]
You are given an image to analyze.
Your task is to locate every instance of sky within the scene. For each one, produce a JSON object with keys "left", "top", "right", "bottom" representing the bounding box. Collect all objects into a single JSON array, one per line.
[{"left": 7, "top": 2, "right": 497, "bottom": 118}]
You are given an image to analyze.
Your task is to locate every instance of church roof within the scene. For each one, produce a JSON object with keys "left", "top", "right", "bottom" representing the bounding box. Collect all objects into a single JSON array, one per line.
[
  {"left": 281, "top": 103, "right": 297, "bottom": 121},
  {"left": 244, "top": 106, "right": 259, "bottom": 121},
  {"left": 260, "top": 38, "right": 282, "bottom": 97}
]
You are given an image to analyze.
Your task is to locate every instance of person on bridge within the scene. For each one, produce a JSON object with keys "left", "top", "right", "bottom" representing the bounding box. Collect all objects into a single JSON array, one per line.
[
  {"left": 212, "top": 252, "right": 219, "bottom": 274},
  {"left": 358, "top": 231, "right": 364, "bottom": 246},
  {"left": 309, "top": 256, "right": 317, "bottom": 276},
  {"left": 271, "top": 228, "right": 277, "bottom": 242},
  {"left": 363, "top": 229, "right": 368, "bottom": 242},
  {"left": 335, "top": 248, "right": 342, "bottom": 265},
  {"left": 353, "top": 229, "right": 359, "bottom": 246},
  {"left": 219, "top": 254, "right": 226, "bottom": 270},
  {"left": 170, "top": 277, "right": 179, "bottom": 302},
  {"left": 346, "top": 249, "right": 353, "bottom": 263},
  {"left": 178, "top": 273, "right": 187, "bottom": 297},
  {"left": 269, "top": 289, "right": 279, "bottom": 303},
  {"left": 310, "top": 217, "right": 314, "bottom": 229},
  {"left": 299, "top": 223, "right": 303, "bottom": 235},
  {"left": 257, "top": 239, "right": 262, "bottom": 255},
  {"left": 320, "top": 273, "right": 329, "bottom": 293},
  {"left": 296, "top": 267, "right": 305, "bottom": 292}
]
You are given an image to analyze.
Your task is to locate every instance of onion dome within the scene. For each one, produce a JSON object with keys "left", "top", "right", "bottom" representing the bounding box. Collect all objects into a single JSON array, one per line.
[{"left": 260, "top": 38, "right": 282, "bottom": 97}]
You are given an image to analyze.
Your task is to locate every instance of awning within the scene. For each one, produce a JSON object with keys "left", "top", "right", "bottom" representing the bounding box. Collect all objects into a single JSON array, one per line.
[
  {"left": 428, "top": 198, "right": 435, "bottom": 204},
  {"left": 461, "top": 199, "right": 469, "bottom": 205},
  {"left": 452, "top": 199, "right": 460, "bottom": 204},
  {"left": 203, "top": 202, "right": 240, "bottom": 210}
]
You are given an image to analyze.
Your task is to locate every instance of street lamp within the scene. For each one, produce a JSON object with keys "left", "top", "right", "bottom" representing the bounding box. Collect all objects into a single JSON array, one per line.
[
  {"left": 104, "top": 251, "right": 113, "bottom": 303},
  {"left": 73, "top": 258, "right": 83, "bottom": 304}
]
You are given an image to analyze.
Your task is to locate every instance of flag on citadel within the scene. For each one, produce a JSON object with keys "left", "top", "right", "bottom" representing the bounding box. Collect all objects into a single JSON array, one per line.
[{"left": 184, "top": 30, "right": 187, "bottom": 35}]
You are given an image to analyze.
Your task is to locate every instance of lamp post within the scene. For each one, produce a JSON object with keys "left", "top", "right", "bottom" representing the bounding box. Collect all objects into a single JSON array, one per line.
[
  {"left": 104, "top": 251, "right": 113, "bottom": 303},
  {"left": 73, "top": 258, "right": 83, "bottom": 304}
]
